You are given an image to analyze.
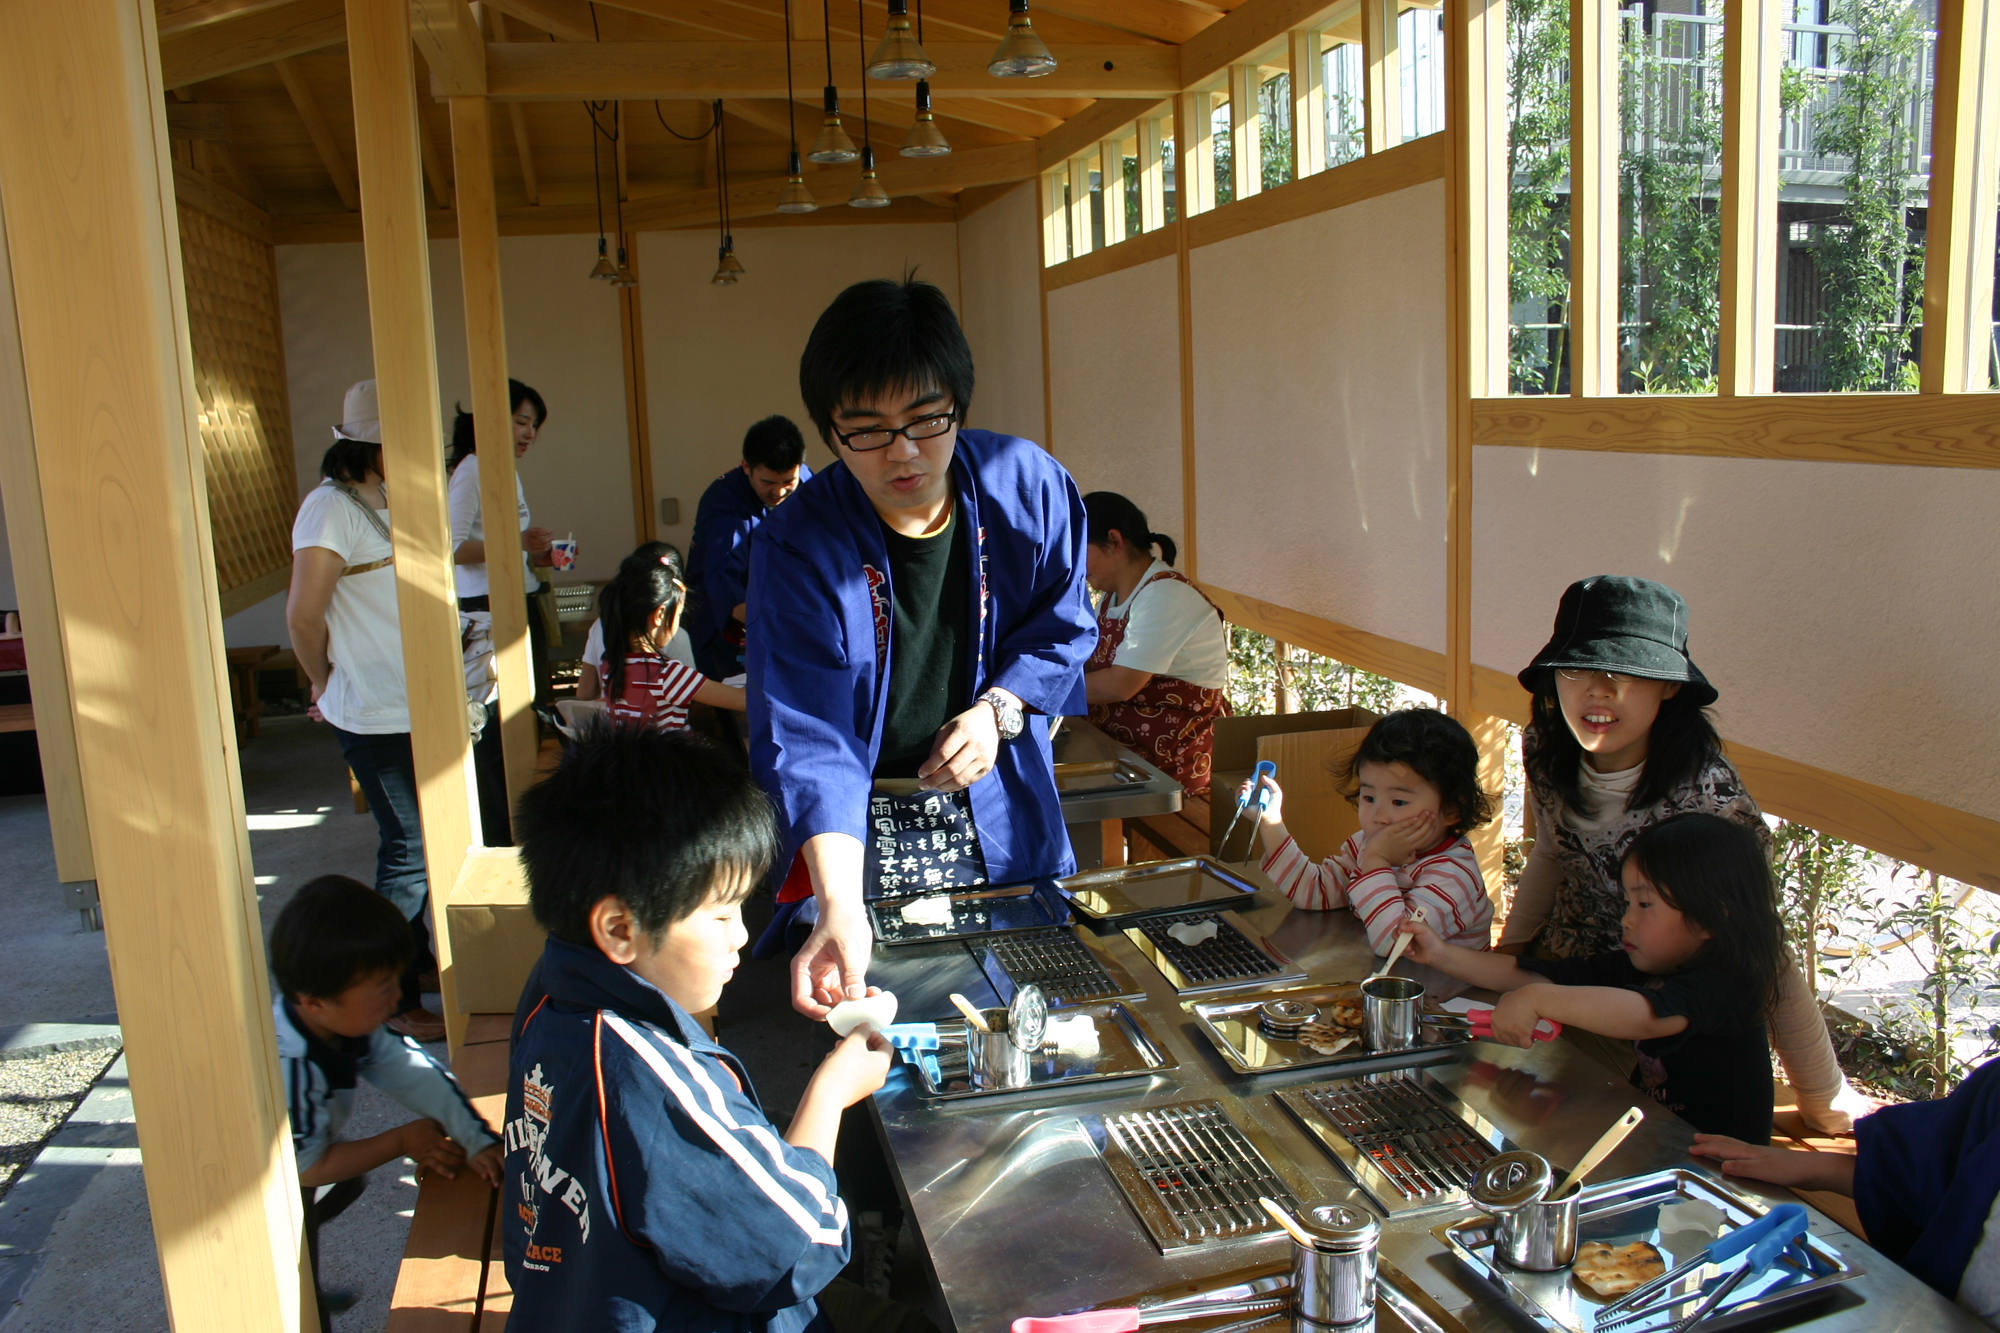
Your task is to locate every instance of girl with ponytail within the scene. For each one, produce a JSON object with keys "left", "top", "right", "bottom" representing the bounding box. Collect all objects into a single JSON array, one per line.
[
  {"left": 596, "top": 552, "right": 747, "bottom": 733},
  {"left": 1080, "top": 491, "right": 1231, "bottom": 795}
]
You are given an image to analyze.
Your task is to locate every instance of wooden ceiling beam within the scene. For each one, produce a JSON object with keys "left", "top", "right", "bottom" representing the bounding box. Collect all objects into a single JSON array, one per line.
[
  {"left": 1181, "top": 0, "right": 1340, "bottom": 88},
  {"left": 487, "top": 11, "right": 542, "bottom": 204},
  {"left": 1034, "top": 97, "right": 1167, "bottom": 169},
  {"left": 485, "top": 41, "right": 1181, "bottom": 100},
  {"left": 159, "top": 0, "right": 345, "bottom": 88},
  {"left": 1036, "top": 0, "right": 1217, "bottom": 43},
  {"left": 164, "top": 101, "right": 232, "bottom": 139},
  {"left": 484, "top": 0, "right": 596, "bottom": 41},
  {"left": 411, "top": 0, "right": 487, "bottom": 95},
  {"left": 155, "top": 0, "right": 296, "bottom": 36},
  {"left": 274, "top": 55, "right": 359, "bottom": 210},
  {"left": 592, "top": 0, "right": 784, "bottom": 40}
]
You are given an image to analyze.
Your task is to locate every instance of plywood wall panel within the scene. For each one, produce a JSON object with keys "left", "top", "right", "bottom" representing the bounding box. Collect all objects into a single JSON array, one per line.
[
  {"left": 1472, "top": 445, "right": 2000, "bottom": 823},
  {"left": 1189, "top": 180, "right": 1449, "bottom": 654},
  {"left": 1045, "top": 253, "right": 1183, "bottom": 554},
  {"left": 957, "top": 182, "right": 1047, "bottom": 444}
]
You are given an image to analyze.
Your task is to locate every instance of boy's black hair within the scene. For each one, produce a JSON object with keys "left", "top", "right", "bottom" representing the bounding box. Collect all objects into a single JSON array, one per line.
[
  {"left": 1341, "top": 707, "right": 1497, "bottom": 840},
  {"left": 320, "top": 436, "right": 383, "bottom": 485},
  {"left": 1083, "top": 491, "right": 1177, "bottom": 567},
  {"left": 1623, "top": 812, "right": 1785, "bottom": 1017},
  {"left": 270, "top": 875, "right": 415, "bottom": 1001},
  {"left": 514, "top": 727, "right": 780, "bottom": 948},
  {"left": 596, "top": 551, "right": 685, "bottom": 701},
  {"left": 742, "top": 415, "right": 807, "bottom": 472},
  {"left": 1524, "top": 687, "right": 1723, "bottom": 818},
  {"left": 447, "top": 378, "right": 548, "bottom": 472},
  {"left": 798, "top": 275, "right": 975, "bottom": 444}
]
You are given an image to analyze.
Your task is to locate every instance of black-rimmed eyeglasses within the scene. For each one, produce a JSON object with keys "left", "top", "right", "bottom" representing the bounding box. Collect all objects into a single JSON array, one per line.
[{"left": 832, "top": 408, "right": 959, "bottom": 452}]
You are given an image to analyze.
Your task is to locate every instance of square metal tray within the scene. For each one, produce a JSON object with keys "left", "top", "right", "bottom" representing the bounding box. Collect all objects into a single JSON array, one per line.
[
  {"left": 1053, "top": 758, "right": 1157, "bottom": 794},
  {"left": 1062, "top": 855, "right": 1271, "bottom": 920},
  {"left": 1435, "top": 1167, "right": 1863, "bottom": 1332},
  {"left": 1122, "top": 911, "right": 1307, "bottom": 995},
  {"left": 866, "top": 881, "right": 1071, "bottom": 946},
  {"left": 1189, "top": 981, "right": 1472, "bottom": 1075},
  {"left": 914, "top": 1001, "right": 1176, "bottom": 1101}
]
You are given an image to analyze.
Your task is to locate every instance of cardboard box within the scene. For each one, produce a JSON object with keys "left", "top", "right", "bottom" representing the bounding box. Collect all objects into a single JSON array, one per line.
[
  {"left": 1209, "top": 708, "right": 1380, "bottom": 858},
  {"left": 446, "top": 846, "right": 546, "bottom": 1016}
]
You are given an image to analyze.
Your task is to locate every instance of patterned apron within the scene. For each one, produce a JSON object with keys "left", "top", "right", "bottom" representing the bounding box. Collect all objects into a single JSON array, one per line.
[
  {"left": 864, "top": 787, "right": 989, "bottom": 899},
  {"left": 1086, "top": 569, "right": 1232, "bottom": 796}
]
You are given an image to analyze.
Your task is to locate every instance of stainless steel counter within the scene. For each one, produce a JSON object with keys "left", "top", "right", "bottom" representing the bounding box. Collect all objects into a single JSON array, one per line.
[
  {"left": 866, "top": 885, "right": 1986, "bottom": 1333},
  {"left": 1051, "top": 722, "right": 1184, "bottom": 870}
]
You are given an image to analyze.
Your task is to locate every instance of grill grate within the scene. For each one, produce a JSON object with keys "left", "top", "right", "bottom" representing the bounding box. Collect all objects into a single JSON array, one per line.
[
  {"left": 979, "top": 928, "right": 1122, "bottom": 1003},
  {"left": 1294, "top": 1074, "right": 1499, "bottom": 1205},
  {"left": 1100, "top": 1100, "right": 1297, "bottom": 1251},
  {"left": 1132, "top": 913, "right": 1282, "bottom": 986}
]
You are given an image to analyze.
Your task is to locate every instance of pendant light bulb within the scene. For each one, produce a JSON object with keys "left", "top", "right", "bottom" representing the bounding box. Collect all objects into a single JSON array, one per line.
[
  {"left": 988, "top": 0, "right": 1057, "bottom": 77},
  {"left": 777, "top": 151, "right": 819, "bottom": 213},
  {"left": 807, "top": 86, "right": 860, "bottom": 163},
  {"left": 849, "top": 145, "right": 891, "bottom": 207},
  {"left": 588, "top": 236, "right": 617, "bottom": 281},
  {"left": 712, "top": 238, "right": 744, "bottom": 285},
  {"left": 900, "top": 80, "right": 952, "bottom": 156},
  {"left": 612, "top": 245, "right": 639, "bottom": 288},
  {"left": 867, "top": 0, "right": 935, "bottom": 79}
]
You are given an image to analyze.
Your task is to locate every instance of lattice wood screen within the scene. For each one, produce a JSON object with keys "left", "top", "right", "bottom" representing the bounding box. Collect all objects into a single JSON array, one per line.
[{"left": 177, "top": 203, "right": 296, "bottom": 616}]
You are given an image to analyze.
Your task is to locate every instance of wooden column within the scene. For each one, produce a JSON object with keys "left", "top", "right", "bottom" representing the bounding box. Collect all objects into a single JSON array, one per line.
[
  {"left": 1291, "top": 27, "right": 1328, "bottom": 179},
  {"left": 1569, "top": 0, "right": 1619, "bottom": 397},
  {"left": 1173, "top": 90, "right": 1200, "bottom": 580},
  {"left": 449, "top": 95, "right": 538, "bottom": 822},
  {"left": 618, "top": 228, "right": 656, "bottom": 546},
  {"left": 1068, "top": 156, "right": 1095, "bottom": 257},
  {"left": 0, "top": 3, "right": 314, "bottom": 1327},
  {"left": 1137, "top": 114, "right": 1167, "bottom": 231},
  {"left": 1364, "top": 0, "right": 1403, "bottom": 154},
  {"left": 1229, "top": 63, "right": 1263, "bottom": 200},
  {"left": 1180, "top": 91, "right": 1218, "bottom": 216},
  {"left": 349, "top": 0, "right": 473, "bottom": 1051},
  {"left": 1921, "top": 0, "right": 2000, "bottom": 394},
  {"left": 1099, "top": 137, "right": 1130, "bottom": 247},
  {"left": 1718, "top": 0, "right": 1780, "bottom": 395},
  {"left": 1040, "top": 167, "right": 1067, "bottom": 264}
]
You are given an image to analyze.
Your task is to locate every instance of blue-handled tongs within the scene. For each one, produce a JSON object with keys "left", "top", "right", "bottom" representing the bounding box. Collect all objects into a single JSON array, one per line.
[{"left": 1215, "top": 760, "right": 1277, "bottom": 863}]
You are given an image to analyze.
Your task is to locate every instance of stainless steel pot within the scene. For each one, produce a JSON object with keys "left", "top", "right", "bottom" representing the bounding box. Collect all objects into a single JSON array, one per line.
[
  {"left": 1470, "top": 1151, "right": 1577, "bottom": 1271},
  {"left": 1359, "top": 977, "right": 1424, "bottom": 1053},
  {"left": 1290, "top": 1202, "right": 1379, "bottom": 1327},
  {"left": 968, "top": 984, "right": 1048, "bottom": 1090}
]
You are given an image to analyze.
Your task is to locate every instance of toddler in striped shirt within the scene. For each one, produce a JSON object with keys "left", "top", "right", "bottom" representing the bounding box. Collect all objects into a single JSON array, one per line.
[{"left": 1244, "top": 707, "right": 1498, "bottom": 954}]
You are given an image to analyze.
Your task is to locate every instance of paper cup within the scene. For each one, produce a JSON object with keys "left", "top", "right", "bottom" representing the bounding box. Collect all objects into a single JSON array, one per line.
[{"left": 550, "top": 538, "right": 578, "bottom": 571}]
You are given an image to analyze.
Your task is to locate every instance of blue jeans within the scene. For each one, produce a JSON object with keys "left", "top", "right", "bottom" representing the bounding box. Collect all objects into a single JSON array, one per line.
[{"left": 334, "top": 726, "right": 434, "bottom": 1012}]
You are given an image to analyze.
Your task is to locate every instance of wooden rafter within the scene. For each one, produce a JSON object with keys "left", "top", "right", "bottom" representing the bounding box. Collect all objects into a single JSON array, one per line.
[
  {"left": 274, "top": 56, "right": 359, "bottom": 210},
  {"left": 159, "top": 0, "right": 344, "bottom": 88},
  {"left": 155, "top": 0, "right": 297, "bottom": 35},
  {"left": 411, "top": 0, "right": 488, "bottom": 95},
  {"left": 485, "top": 0, "right": 596, "bottom": 41},
  {"left": 486, "top": 11, "right": 543, "bottom": 205}
]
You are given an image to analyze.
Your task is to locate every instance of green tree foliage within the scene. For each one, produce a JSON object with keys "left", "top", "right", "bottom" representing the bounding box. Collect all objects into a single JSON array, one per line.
[
  {"left": 1870, "top": 869, "right": 2000, "bottom": 1099},
  {"left": 1226, "top": 628, "right": 1406, "bottom": 717},
  {"left": 1770, "top": 820, "right": 1876, "bottom": 999},
  {"left": 1261, "top": 74, "right": 1294, "bottom": 192},
  {"left": 1508, "top": 0, "right": 1572, "bottom": 394}
]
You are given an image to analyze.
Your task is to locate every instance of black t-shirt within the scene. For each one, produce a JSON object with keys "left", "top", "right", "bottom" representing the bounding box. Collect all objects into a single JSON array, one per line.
[
  {"left": 873, "top": 501, "right": 972, "bottom": 779},
  {"left": 1518, "top": 951, "right": 1774, "bottom": 1145}
]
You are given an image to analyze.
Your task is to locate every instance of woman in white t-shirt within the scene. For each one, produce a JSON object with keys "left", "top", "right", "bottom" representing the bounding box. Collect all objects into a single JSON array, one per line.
[
  {"left": 1081, "top": 491, "right": 1231, "bottom": 796},
  {"left": 446, "top": 379, "right": 552, "bottom": 844},
  {"left": 284, "top": 380, "right": 443, "bottom": 1042}
]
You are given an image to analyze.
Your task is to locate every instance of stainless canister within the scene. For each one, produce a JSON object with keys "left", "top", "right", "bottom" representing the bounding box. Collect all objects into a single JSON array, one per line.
[
  {"left": 1470, "top": 1151, "right": 1578, "bottom": 1271},
  {"left": 968, "top": 985, "right": 1048, "bottom": 1090},
  {"left": 1359, "top": 977, "right": 1424, "bottom": 1052},
  {"left": 1290, "top": 1202, "right": 1379, "bottom": 1327}
]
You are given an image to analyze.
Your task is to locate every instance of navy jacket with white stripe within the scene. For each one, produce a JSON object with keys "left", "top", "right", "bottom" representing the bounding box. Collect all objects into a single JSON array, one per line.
[{"left": 503, "top": 937, "right": 848, "bottom": 1333}]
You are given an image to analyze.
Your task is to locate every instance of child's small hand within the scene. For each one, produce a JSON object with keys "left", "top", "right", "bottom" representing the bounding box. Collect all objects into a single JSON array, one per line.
[
  {"left": 1393, "top": 912, "right": 1445, "bottom": 965},
  {"left": 1687, "top": 1134, "right": 1853, "bottom": 1194},
  {"left": 1236, "top": 775, "right": 1285, "bottom": 826},
  {"left": 1486, "top": 988, "right": 1547, "bottom": 1048},
  {"left": 1360, "top": 810, "right": 1439, "bottom": 870},
  {"left": 400, "top": 1119, "right": 465, "bottom": 1178},
  {"left": 467, "top": 1143, "right": 504, "bottom": 1188},
  {"left": 815, "top": 1027, "right": 893, "bottom": 1109}
]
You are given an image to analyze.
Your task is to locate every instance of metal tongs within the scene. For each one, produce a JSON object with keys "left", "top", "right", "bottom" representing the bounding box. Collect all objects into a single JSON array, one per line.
[
  {"left": 1595, "top": 1203, "right": 1809, "bottom": 1331},
  {"left": 1216, "top": 760, "right": 1277, "bottom": 863},
  {"left": 1010, "top": 1269, "right": 1290, "bottom": 1333}
]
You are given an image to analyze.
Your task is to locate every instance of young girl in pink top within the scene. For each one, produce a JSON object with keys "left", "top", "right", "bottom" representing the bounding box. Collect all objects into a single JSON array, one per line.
[{"left": 1243, "top": 708, "right": 1497, "bottom": 954}]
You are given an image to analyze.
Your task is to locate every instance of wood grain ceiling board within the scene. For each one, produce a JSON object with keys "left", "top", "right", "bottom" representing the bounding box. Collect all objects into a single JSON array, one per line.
[
  {"left": 155, "top": 0, "right": 300, "bottom": 36},
  {"left": 159, "top": 0, "right": 345, "bottom": 88}
]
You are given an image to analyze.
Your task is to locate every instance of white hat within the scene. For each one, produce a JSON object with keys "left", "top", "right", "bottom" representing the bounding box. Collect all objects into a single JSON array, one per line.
[{"left": 332, "top": 379, "right": 382, "bottom": 443}]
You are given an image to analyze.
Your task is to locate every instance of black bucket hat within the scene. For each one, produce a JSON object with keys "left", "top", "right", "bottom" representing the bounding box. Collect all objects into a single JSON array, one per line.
[{"left": 1518, "top": 575, "right": 1717, "bottom": 707}]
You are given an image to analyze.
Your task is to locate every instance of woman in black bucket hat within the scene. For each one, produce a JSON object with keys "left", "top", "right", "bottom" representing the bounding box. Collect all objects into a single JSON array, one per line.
[{"left": 1499, "top": 575, "right": 1863, "bottom": 1134}]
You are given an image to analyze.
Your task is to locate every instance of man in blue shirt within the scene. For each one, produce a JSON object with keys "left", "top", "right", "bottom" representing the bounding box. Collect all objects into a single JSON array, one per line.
[
  {"left": 685, "top": 416, "right": 809, "bottom": 679},
  {"left": 747, "top": 277, "right": 1096, "bottom": 1016}
]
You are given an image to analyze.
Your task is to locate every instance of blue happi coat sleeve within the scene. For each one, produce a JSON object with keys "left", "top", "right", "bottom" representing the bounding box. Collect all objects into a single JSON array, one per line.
[
  {"left": 971, "top": 433, "right": 1095, "bottom": 718},
  {"left": 1853, "top": 1054, "right": 2000, "bottom": 1299}
]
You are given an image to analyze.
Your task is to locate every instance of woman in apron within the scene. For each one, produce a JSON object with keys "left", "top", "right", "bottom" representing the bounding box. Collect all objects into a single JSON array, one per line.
[{"left": 1082, "top": 492, "right": 1231, "bottom": 796}]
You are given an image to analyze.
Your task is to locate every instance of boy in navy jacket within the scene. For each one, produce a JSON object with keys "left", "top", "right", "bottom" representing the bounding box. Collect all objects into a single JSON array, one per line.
[{"left": 503, "top": 727, "right": 892, "bottom": 1333}]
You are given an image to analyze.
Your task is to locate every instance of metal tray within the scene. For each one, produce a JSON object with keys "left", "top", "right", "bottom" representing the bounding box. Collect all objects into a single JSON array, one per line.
[
  {"left": 914, "top": 1001, "right": 1176, "bottom": 1101},
  {"left": 1053, "top": 759, "right": 1157, "bottom": 795},
  {"left": 1032, "top": 1258, "right": 1472, "bottom": 1333},
  {"left": 1435, "top": 1167, "right": 1863, "bottom": 1332},
  {"left": 1062, "top": 855, "right": 1271, "bottom": 920},
  {"left": 973, "top": 926, "right": 1147, "bottom": 1006},
  {"left": 1122, "top": 911, "right": 1307, "bottom": 996},
  {"left": 1278, "top": 1067, "right": 1521, "bottom": 1216},
  {"left": 1189, "top": 981, "right": 1472, "bottom": 1075},
  {"left": 866, "top": 881, "right": 1071, "bottom": 945}
]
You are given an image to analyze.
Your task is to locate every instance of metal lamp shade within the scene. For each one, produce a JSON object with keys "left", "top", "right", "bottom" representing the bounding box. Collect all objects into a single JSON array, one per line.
[{"left": 988, "top": 2, "right": 1056, "bottom": 77}]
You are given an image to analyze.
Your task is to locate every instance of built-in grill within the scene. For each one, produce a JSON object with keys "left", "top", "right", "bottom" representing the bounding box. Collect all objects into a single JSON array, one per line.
[
  {"left": 978, "top": 927, "right": 1133, "bottom": 1004},
  {"left": 1277, "top": 1070, "right": 1511, "bottom": 1216},
  {"left": 1121, "top": 911, "right": 1305, "bottom": 995},
  {"left": 1099, "top": 1099, "right": 1302, "bottom": 1252}
]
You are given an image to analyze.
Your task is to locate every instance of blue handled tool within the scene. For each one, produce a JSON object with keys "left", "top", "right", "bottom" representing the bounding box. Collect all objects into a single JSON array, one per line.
[
  {"left": 1595, "top": 1203, "right": 1809, "bottom": 1330},
  {"left": 1216, "top": 760, "right": 1277, "bottom": 862}
]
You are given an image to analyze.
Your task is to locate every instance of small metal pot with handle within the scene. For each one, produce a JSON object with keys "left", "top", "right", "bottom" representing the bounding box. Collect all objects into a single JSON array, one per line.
[
  {"left": 1470, "top": 1152, "right": 1577, "bottom": 1271},
  {"left": 1359, "top": 977, "right": 1424, "bottom": 1052},
  {"left": 1290, "top": 1203, "right": 1379, "bottom": 1327},
  {"left": 969, "top": 985, "right": 1049, "bottom": 1090}
]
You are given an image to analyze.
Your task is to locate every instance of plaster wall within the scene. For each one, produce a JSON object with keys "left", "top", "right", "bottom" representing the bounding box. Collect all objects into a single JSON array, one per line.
[
  {"left": 1189, "top": 180, "right": 1449, "bottom": 652},
  {"left": 1472, "top": 446, "right": 2000, "bottom": 822},
  {"left": 1045, "top": 255, "right": 1183, "bottom": 556},
  {"left": 957, "top": 183, "right": 1047, "bottom": 444}
]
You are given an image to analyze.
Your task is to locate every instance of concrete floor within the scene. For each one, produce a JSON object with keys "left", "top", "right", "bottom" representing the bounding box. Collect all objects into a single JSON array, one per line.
[{"left": 0, "top": 713, "right": 864, "bottom": 1333}]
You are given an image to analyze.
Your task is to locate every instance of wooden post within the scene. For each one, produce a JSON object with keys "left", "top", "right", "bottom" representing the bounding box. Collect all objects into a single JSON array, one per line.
[
  {"left": 349, "top": 0, "right": 473, "bottom": 1052},
  {"left": 1099, "top": 137, "right": 1130, "bottom": 247},
  {"left": 1718, "top": 0, "right": 1780, "bottom": 396},
  {"left": 0, "top": 2, "right": 315, "bottom": 1327},
  {"left": 1274, "top": 640, "right": 1297, "bottom": 714},
  {"left": 1569, "top": 0, "right": 1619, "bottom": 397},
  {"left": 618, "top": 228, "right": 656, "bottom": 546},
  {"left": 1229, "top": 63, "right": 1263, "bottom": 200},
  {"left": 1921, "top": 0, "right": 2000, "bottom": 394},
  {"left": 1040, "top": 167, "right": 1067, "bottom": 264},
  {"left": 1291, "top": 27, "right": 1328, "bottom": 179},
  {"left": 1180, "top": 90, "right": 1218, "bottom": 216},
  {"left": 449, "top": 94, "right": 539, "bottom": 823},
  {"left": 1137, "top": 114, "right": 1167, "bottom": 231},
  {"left": 1364, "top": 0, "right": 1403, "bottom": 154},
  {"left": 1173, "top": 90, "right": 1199, "bottom": 580},
  {"left": 1068, "top": 155, "right": 1095, "bottom": 257}
]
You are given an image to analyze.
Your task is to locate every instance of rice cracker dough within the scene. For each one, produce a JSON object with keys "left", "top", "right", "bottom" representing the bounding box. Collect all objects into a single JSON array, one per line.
[{"left": 1572, "top": 1240, "right": 1667, "bottom": 1298}]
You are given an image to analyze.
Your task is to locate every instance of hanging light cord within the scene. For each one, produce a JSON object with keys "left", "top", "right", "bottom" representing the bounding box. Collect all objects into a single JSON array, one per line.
[
  {"left": 822, "top": 0, "right": 835, "bottom": 87},
  {"left": 856, "top": 0, "right": 869, "bottom": 148},
  {"left": 653, "top": 101, "right": 719, "bottom": 140},
  {"left": 587, "top": 101, "right": 607, "bottom": 247},
  {"left": 784, "top": 0, "right": 799, "bottom": 154},
  {"left": 714, "top": 98, "right": 731, "bottom": 246}
]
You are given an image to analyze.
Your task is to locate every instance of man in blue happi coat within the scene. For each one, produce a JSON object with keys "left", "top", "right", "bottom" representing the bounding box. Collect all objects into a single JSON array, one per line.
[
  {"left": 747, "top": 276, "right": 1097, "bottom": 1017},
  {"left": 684, "top": 415, "right": 810, "bottom": 680}
]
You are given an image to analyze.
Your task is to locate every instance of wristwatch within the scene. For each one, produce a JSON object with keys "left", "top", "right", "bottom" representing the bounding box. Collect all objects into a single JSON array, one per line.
[{"left": 977, "top": 689, "right": 1025, "bottom": 741}]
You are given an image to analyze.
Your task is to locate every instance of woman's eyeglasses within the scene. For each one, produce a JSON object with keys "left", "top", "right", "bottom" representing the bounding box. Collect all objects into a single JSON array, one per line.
[
  {"left": 831, "top": 408, "right": 959, "bottom": 452},
  {"left": 1556, "top": 668, "right": 1638, "bottom": 684}
]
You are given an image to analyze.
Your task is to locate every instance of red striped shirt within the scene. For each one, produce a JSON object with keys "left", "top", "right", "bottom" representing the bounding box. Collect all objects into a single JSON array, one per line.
[
  {"left": 1262, "top": 830, "right": 1492, "bottom": 953},
  {"left": 604, "top": 654, "right": 705, "bottom": 734}
]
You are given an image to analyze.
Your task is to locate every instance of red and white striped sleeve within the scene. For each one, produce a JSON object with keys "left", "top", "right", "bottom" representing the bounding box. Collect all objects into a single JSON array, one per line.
[
  {"left": 1260, "top": 831, "right": 1370, "bottom": 912},
  {"left": 650, "top": 658, "right": 707, "bottom": 709},
  {"left": 1345, "top": 836, "right": 1492, "bottom": 955}
]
